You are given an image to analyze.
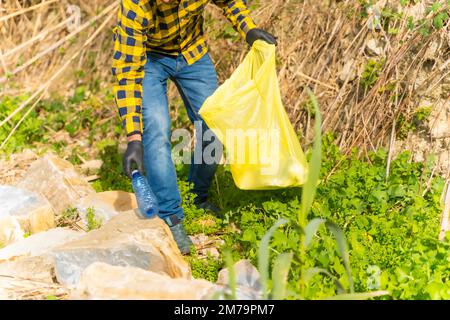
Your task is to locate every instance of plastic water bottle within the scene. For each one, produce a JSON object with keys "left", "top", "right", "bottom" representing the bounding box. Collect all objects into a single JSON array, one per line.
[{"left": 131, "top": 170, "right": 159, "bottom": 218}]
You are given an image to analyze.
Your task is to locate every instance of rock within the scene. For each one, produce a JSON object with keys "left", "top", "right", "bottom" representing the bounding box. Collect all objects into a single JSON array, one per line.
[
  {"left": 51, "top": 210, "right": 191, "bottom": 286},
  {"left": 0, "top": 228, "right": 83, "bottom": 262},
  {"left": 365, "top": 38, "right": 383, "bottom": 56},
  {"left": 338, "top": 59, "right": 357, "bottom": 82},
  {"left": 0, "top": 185, "right": 55, "bottom": 246},
  {"left": 0, "top": 255, "right": 56, "bottom": 284},
  {"left": 0, "top": 271, "right": 68, "bottom": 300},
  {"left": 0, "top": 216, "right": 24, "bottom": 247},
  {"left": 0, "top": 228, "right": 84, "bottom": 286},
  {"left": 71, "top": 262, "right": 216, "bottom": 300},
  {"left": 76, "top": 191, "right": 138, "bottom": 228},
  {"left": 17, "top": 153, "right": 95, "bottom": 214},
  {"left": 217, "top": 259, "right": 262, "bottom": 300},
  {"left": 79, "top": 159, "right": 103, "bottom": 175}
]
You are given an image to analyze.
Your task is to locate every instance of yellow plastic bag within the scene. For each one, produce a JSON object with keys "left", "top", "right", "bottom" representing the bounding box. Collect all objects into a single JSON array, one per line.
[{"left": 199, "top": 40, "right": 308, "bottom": 190}]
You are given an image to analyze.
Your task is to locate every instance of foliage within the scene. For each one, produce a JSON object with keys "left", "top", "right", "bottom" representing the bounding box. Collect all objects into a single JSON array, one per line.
[
  {"left": 0, "top": 95, "right": 44, "bottom": 154},
  {"left": 212, "top": 131, "right": 447, "bottom": 299},
  {"left": 92, "top": 143, "right": 133, "bottom": 193},
  {"left": 396, "top": 106, "right": 432, "bottom": 140},
  {"left": 359, "top": 0, "right": 450, "bottom": 36},
  {"left": 360, "top": 59, "right": 385, "bottom": 90},
  {"left": 56, "top": 207, "right": 80, "bottom": 228},
  {"left": 86, "top": 207, "right": 102, "bottom": 231}
]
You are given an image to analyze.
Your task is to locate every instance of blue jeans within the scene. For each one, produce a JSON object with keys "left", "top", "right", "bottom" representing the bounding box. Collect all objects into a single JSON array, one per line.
[{"left": 141, "top": 52, "right": 220, "bottom": 221}]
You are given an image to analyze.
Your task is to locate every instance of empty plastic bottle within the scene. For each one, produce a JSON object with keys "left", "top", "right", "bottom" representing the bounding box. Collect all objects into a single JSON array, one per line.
[{"left": 131, "top": 170, "right": 159, "bottom": 218}]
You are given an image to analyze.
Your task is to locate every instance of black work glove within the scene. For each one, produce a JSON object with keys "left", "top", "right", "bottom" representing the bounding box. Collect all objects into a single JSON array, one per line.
[
  {"left": 123, "top": 140, "right": 144, "bottom": 179},
  {"left": 246, "top": 28, "right": 278, "bottom": 47}
]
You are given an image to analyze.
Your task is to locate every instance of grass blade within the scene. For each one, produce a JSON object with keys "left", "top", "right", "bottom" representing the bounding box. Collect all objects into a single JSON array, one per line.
[
  {"left": 303, "top": 267, "right": 346, "bottom": 294},
  {"left": 304, "top": 218, "right": 325, "bottom": 248},
  {"left": 258, "top": 218, "right": 288, "bottom": 300},
  {"left": 325, "top": 221, "right": 354, "bottom": 293},
  {"left": 224, "top": 250, "right": 237, "bottom": 300},
  {"left": 271, "top": 252, "right": 293, "bottom": 300},
  {"left": 299, "top": 90, "right": 322, "bottom": 227}
]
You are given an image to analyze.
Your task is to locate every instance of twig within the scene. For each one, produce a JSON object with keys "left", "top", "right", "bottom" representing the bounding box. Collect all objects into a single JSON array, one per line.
[
  {"left": 2, "top": 17, "right": 72, "bottom": 59},
  {"left": 0, "top": 10, "right": 116, "bottom": 148},
  {"left": 0, "top": 0, "right": 58, "bottom": 23},
  {"left": 0, "top": 2, "right": 118, "bottom": 129},
  {"left": 0, "top": 89, "right": 47, "bottom": 150},
  {"left": 0, "top": 1, "right": 118, "bottom": 83}
]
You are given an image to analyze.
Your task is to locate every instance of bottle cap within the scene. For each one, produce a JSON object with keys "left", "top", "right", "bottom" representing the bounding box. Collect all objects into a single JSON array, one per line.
[{"left": 131, "top": 170, "right": 140, "bottom": 176}]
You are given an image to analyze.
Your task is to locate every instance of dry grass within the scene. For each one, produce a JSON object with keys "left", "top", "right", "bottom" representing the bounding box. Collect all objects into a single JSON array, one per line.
[{"left": 0, "top": 0, "right": 449, "bottom": 162}]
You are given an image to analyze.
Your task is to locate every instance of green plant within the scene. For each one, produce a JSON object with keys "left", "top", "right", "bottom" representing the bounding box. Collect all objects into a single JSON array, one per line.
[
  {"left": 56, "top": 207, "right": 80, "bottom": 228},
  {"left": 360, "top": 59, "right": 385, "bottom": 90},
  {"left": 86, "top": 207, "right": 102, "bottom": 231},
  {"left": 86, "top": 208, "right": 103, "bottom": 231},
  {"left": 396, "top": 106, "right": 433, "bottom": 139},
  {"left": 188, "top": 254, "right": 223, "bottom": 282}
]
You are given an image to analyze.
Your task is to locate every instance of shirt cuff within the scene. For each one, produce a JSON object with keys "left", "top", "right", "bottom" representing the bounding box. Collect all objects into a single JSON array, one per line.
[
  {"left": 122, "top": 114, "right": 143, "bottom": 137},
  {"left": 238, "top": 17, "right": 257, "bottom": 39}
]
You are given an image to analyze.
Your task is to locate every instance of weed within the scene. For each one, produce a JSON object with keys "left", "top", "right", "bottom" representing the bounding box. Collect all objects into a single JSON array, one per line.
[
  {"left": 56, "top": 207, "right": 80, "bottom": 228},
  {"left": 360, "top": 59, "right": 385, "bottom": 90},
  {"left": 86, "top": 207, "right": 102, "bottom": 231}
]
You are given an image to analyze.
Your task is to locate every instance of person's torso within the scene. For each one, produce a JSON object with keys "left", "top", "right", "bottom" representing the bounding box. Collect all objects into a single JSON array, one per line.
[{"left": 145, "top": 0, "right": 210, "bottom": 53}]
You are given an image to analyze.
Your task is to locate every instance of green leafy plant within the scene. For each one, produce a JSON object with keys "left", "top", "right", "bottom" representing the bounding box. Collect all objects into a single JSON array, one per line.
[
  {"left": 86, "top": 207, "right": 102, "bottom": 231},
  {"left": 56, "top": 207, "right": 80, "bottom": 228},
  {"left": 360, "top": 59, "right": 385, "bottom": 90},
  {"left": 223, "top": 91, "right": 389, "bottom": 300}
]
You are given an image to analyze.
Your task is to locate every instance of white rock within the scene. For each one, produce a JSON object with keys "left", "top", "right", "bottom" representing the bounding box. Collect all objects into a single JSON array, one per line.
[
  {"left": 17, "top": 153, "right": 95, "bottom": 214},
  {"left": 51, "top": 210, "right": 191, "bottom": 286},
  {"left": 338, "top": 59, "right": 357, "bottom": 82},
  {"left": 217, "top": 259, "right": 262, "bottom": 300},
  {"left": 0, "top": 227, "right": 83, "bottom": 262},
  {"left": 76, "top": 191, "right": 138, "bottom": 228},
  {"left": 71, "top": 262, "right": 217, "bottom": 300},
  {"left": 366, "top": 38, "right": 383, "bottom": 56},
  {"left": 0, "top": 185, "right": 55, "bottom": 246}
]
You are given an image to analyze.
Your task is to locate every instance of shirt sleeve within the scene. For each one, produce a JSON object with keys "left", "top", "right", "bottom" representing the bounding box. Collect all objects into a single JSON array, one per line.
[
  {"left": 112, "top": 0, "right": 152, "bottom": 137},
  {"left": 212, "top": 0, "right": 257, "bottom": 38}
]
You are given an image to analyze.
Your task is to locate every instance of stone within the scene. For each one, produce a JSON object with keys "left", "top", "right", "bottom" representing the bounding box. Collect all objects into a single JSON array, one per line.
[
  {"left": 17, "top": 153, "right": 95, "bottom": 214},
  {"left": 338, "top": 59, "right": 358, "bottom": 82},
  {"left": 0, "top": 274, "right": 67, "bottom": 300},
  {"left": 0, "top": 228, "right": 84, "bottom": 286},
  {"left": 51, "top": 210, "right": 191, "bottom": 286},
  {"left": 79, "top": 159, "right": 103, "bottom": 175},
  {"left": 217, "top": 259, "right": 262, "bottom": 300},
  {"left": 71, "top": 262, "right": 216, "bottom": 300},
  {"left": 76, "top": 191, "right": 138, "bottom": 228},
  {"left": 0, "top": 255, "right": 56, "bottom": 284},
  {"left": 0, "top": 216, "right": 23, "bottom": 247},
  {"left": 365, "top": 38, "right": 383, "bottom": 56},
  {"left": 0, "top": 227, "right": 83, "bottom": 262},
  {"left": 0, "top": 185, "right": 55, "bottom": 246}
]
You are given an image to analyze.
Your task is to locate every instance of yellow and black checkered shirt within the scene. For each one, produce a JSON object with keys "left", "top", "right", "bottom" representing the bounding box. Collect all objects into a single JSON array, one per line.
[{"left": 112, "top": 0, "right": 257, "bottom": 136}]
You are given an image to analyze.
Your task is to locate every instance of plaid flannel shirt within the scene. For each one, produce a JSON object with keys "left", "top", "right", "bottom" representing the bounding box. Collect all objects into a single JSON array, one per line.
[{"left": 112, "top": 0, "right": 257, "bottom": 137}]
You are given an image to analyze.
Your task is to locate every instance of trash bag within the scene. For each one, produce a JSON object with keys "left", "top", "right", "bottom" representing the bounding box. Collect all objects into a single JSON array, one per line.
[{"left": 199, "top": 40, "right": 308, "bottom": 190}]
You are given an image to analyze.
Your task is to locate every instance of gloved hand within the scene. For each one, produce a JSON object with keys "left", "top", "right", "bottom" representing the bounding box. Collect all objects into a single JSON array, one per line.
[
  {"left": 123, "top": 140, "right": 144, "bottom": 179},
  {"left": 246, "top": 28, "right": 278, "bottom": 47}
]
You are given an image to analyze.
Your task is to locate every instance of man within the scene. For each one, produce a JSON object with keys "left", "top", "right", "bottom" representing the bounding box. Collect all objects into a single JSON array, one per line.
[{"left": 112, "top": 0, "right": 276, "bottom": 254}]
